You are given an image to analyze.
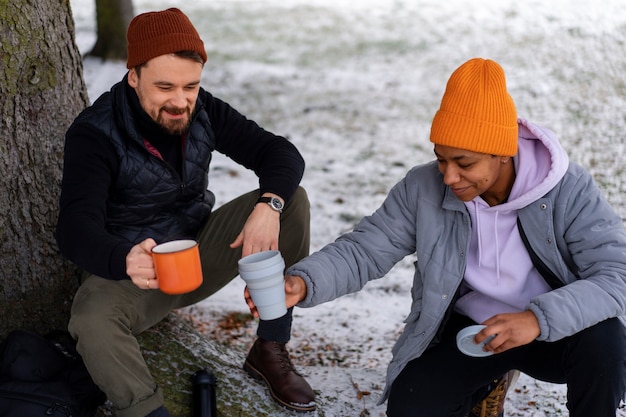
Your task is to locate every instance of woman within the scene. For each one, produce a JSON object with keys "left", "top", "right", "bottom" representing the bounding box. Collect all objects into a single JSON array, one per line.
[{"left": 249, "top": 58, "right": 626, "bottom": 416}]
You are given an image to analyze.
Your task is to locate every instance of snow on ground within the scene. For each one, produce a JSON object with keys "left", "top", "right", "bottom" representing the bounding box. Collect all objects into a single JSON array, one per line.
[{"left": 71, "top": 0, "right": 626, "bottom": 415}]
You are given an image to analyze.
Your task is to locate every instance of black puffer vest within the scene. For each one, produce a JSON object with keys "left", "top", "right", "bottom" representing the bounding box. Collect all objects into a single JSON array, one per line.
[{"left": 76, "top": 81, "right": 216, "bottom": 244}]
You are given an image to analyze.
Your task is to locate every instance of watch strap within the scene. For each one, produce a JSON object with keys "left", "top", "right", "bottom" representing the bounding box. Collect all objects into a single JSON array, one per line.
[{"left": 256, "top": 196, "right": 283, "bottom": 213}]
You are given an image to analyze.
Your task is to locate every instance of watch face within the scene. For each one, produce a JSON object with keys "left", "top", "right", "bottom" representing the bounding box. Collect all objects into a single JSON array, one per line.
[{"left": 271, "top": 197, "right": 284, "bottom": 210}]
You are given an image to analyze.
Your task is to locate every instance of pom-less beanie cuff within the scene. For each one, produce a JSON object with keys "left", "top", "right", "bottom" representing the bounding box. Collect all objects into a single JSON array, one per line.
[
  {"left": 431, "top": 110, "right": 519, "bottom": 157},
  {"left": 126, "top": 8, "right": 207, "bottom": 69},
  {"left": 430, "top": 58, "right": 518, "bottom": 157}
]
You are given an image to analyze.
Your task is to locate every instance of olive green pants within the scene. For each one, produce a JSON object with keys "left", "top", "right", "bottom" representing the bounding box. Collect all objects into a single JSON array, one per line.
[{"left": 68, "top": 187, "right": 310, "bottom": 417}]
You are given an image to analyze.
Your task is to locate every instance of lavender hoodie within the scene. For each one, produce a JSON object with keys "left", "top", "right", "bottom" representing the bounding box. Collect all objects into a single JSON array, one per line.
[{"left": 455, "top": 121, "right": 570, "bottom": 322}]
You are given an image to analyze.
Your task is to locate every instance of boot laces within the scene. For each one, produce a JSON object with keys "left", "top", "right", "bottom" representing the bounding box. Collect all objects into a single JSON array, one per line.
[
  {"left": 470, "top": 371, "right": 516, "bottom": 417},
  {"left": 273, "top": 342, "right": 298, "bottom": 375}
]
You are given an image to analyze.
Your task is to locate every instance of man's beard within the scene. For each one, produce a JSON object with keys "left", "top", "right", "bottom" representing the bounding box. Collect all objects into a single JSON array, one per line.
[{"left": 155, "top": 106, "right": 191, "bottom": 135}]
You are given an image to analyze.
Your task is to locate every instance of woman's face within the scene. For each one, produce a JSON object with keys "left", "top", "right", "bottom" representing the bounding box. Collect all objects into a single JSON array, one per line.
[{"left": 434, "top": 144, "right": 514, "bottom": 205}]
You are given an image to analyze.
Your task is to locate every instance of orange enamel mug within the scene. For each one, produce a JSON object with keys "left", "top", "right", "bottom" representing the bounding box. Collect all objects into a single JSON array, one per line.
[{"left": 151, "top": 240, "right": 203, "bottom": 294}]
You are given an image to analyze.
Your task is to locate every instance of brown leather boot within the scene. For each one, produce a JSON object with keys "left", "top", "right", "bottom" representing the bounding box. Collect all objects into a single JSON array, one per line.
[
  {"left": 469, "top": 370, "right": 520, "bottom": 417},
  {"left": 243, "top": 338, "right": 316, "bottom": 412}
]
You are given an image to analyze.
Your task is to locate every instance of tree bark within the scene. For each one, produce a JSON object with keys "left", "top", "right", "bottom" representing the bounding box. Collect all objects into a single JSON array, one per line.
[
  {"left": 0, "top": 0, "right": 89, "bottom": 337},
  {"left": 89, "top": 0, "right": 134, "bottom": 61}
]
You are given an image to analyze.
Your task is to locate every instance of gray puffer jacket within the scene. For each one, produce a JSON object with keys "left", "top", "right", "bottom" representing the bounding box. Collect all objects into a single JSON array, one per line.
[{"left": 288, "top": 138, "right": 626, "bottom": 402}]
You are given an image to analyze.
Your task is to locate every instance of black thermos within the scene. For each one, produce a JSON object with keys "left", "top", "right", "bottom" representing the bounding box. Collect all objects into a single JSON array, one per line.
[{"left": 192, "top": 369, "right": 217, "bottom": 417}]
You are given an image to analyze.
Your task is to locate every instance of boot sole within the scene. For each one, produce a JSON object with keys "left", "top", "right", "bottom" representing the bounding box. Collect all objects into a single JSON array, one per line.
[{"left": 243, "top": 360, "right": 316, "bottom": 412}]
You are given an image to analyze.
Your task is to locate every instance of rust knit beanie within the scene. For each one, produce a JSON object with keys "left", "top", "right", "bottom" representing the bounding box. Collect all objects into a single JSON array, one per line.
[
  {"left": 126, "top": 8, "right": 207, "bottom": 69},
  {"left": 430, "top": 58, "right": 518, "bottom": 156}
]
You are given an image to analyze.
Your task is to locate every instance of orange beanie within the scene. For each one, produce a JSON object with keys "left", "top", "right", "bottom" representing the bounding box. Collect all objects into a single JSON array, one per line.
[
  {"left": 126, "top": 8, "right": 207, "bottom": 69},
  {"left": 430, "top": 58, "right": 518, "bottom": 156}
]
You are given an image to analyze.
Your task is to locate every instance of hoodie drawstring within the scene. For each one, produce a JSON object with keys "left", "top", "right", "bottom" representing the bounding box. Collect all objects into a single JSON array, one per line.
[{"left": 473, "top": 201, "right": 502, "bottom": 283}]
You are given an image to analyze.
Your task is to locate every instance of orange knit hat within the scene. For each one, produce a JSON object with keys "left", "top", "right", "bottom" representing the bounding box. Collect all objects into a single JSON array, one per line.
[
  {"left": 126, "top": 8, "right": 207, "bottom": 69},
  {"left": 430, "top": 58, "right": 518, "bottom": 156}
]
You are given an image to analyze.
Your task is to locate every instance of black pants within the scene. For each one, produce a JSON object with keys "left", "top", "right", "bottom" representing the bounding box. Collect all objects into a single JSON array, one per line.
[{"left": 387, "top": 313, "right": 625, "bottom": 417}]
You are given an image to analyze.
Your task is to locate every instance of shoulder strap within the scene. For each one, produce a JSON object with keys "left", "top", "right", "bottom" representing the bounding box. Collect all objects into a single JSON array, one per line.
[{"left": 517, "top": 218, "right": 564, "bottom": 289}]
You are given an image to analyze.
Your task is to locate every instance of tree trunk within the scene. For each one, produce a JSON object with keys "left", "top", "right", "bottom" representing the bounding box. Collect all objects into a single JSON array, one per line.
[
  {"left": 89, "top": 0, "right": 134, "bottom": 61},
  {"left": 0, "top": 0, "right": 89, "bottom": 337}
]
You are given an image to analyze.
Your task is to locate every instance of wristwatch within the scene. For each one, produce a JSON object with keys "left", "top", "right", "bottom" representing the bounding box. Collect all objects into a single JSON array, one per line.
[{"left": 256, "top": 196, "right": 284, "bottom": 213}]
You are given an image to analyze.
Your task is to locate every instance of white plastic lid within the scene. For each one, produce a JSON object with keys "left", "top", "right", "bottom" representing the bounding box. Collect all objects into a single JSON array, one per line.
[{"left": 456, "top": 325, "right": 495, "bottom": 357}]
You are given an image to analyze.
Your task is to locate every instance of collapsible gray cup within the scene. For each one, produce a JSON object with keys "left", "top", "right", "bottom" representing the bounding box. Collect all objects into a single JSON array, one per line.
[{"left": 238, "top": 250, "right": 287, "bottom": 320}]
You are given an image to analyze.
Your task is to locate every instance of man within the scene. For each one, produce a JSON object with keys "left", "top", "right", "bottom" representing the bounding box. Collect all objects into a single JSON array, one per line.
[
  {"left": 254, "top": 58, "right": 626, "bottom": 416},
  {"left": 56, "top": 8, "right": 315, "bottom": 417}
]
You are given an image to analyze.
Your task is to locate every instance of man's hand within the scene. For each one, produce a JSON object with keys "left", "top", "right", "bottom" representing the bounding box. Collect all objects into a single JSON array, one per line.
[
  {"left": 245, "top": 275, "right": 307, "bottom": 318},
  {"left": 126, "top": 238, "right": 158, "bottom": 289},
  {"left": 476, "top": 310, "right": 541, "bottom": 354},
  {"left": 230, "top": 195, "right": 281, "bottom": 258}
]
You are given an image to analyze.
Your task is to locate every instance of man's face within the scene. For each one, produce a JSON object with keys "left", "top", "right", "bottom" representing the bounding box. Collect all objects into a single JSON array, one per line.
[{"left": 128, "top": 54, "right": 203, "bottom": 135}]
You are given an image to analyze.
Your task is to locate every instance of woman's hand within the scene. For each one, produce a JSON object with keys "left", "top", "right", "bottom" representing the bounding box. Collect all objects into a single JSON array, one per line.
[
  {"left": 477, "top": 310, "right": 541, "bottom": 354},
  {"left": 245, "top": 274, "right": 307, "bottom": 318},
  {"left": 285, "top": 275, "right": 308, "bottom": 307}
]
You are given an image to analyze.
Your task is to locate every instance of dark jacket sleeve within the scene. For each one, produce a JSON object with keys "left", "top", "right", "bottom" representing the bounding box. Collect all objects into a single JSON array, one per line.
[
  {"left": 55, "top": 123, "right": 133, "bottom": 280},
  {"left": 201, "top": 91, "right": 305, "bottom": 202}
]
